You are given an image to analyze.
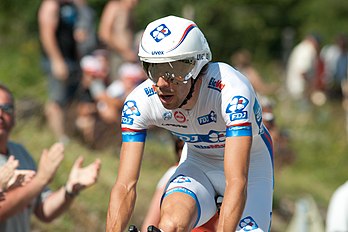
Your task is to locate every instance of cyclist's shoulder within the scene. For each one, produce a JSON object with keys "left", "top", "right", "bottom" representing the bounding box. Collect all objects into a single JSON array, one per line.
[
  {"left": 126, "top": 79, "right": 158, "bottom": 101},
  {"left": 203, "top": 62, "right": 244, "bottom": 82}
]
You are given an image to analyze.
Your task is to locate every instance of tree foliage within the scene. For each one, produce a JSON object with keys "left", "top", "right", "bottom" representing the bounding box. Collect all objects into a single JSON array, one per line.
[{"left": 1, "top": 0, "right": 348, "bottom": 63}]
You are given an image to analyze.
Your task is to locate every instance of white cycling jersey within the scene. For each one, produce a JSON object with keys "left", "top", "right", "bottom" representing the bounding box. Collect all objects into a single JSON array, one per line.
[{"left": 121, "top": 62, "right": 273, "bottom": 231}]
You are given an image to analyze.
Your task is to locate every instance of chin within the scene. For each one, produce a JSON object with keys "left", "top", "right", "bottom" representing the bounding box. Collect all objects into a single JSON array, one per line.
[
  {"left": 162, "top": 104, "right": 176, "bottom": 110},
  {"left": 161, "top": 102, "right": 179, "bottom": 110}
]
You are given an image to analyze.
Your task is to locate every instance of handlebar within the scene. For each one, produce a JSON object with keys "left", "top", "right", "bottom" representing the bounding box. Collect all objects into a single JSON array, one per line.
[{"left": 128, "top": 225, "right": 162, "bottom": 232}]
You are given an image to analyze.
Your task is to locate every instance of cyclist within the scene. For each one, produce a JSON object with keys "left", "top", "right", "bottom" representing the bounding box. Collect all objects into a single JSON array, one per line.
[{"left": 106, "top": 15, "right": 274, "bottom": 231}]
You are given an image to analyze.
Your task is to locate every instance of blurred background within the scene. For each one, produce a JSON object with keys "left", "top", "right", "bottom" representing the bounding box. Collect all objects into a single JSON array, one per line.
[{"left": 1, "top": 0, "right": 348, "bottom": 231}]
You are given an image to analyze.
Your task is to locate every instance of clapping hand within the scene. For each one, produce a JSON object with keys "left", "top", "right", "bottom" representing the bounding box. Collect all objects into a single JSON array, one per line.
[
  {"left": 0, "top": 156, "right": 18, "bottom": 192},
  {"left": 7, "top": 169, "right": 36, "bottom": 191},
  {"left": 36, "top": 143, "right": 65, "bottom": 185},
  {"left": 65, "top": 156, "right": 101, "bottom": 194}
]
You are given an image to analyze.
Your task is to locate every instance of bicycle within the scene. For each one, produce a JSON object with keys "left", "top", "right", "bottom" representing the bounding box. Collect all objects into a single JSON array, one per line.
[
  {"left": 127, "top": 196, "right": 222, "bottom": 232},
  {"left": 128, "top": 225, "right": 161, "bottom": 232}
]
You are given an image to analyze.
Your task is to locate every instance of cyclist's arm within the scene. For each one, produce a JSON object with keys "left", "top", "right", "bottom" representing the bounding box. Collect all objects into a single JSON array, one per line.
[
  {"left": 218, "top": 136, "right": 251, "bottom": 231},
  {"left": 106, "top": 141, "right": 145, "bottom": 232}
]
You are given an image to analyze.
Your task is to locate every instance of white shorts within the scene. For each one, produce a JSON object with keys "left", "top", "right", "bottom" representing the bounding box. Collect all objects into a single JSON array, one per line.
[{"left": 163, "top": 137, "right": 273, "bottom": 231}]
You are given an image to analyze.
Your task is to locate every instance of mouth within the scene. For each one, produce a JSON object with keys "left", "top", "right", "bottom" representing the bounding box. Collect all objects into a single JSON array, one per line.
[{"left": 158, "top": 93, "right": 174, "bottom": 104}]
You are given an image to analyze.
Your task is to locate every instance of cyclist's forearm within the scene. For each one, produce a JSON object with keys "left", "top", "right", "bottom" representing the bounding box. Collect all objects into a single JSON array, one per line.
[
  {"left": 106, "top": 184, "right": 136, "bottom": 232},
  {"left": 218, "top": 181, "right": 247, "bottom": 231}
]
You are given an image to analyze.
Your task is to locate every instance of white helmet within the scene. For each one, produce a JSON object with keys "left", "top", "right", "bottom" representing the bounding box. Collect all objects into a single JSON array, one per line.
[{"left": 138, "top": 15, "right": 212, "bottom": 81}]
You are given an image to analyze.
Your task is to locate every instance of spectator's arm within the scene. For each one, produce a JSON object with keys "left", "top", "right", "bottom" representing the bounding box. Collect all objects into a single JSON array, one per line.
[
  {"left": 35, "top": 157, "right": 101, "bottom": 222},
  {"left": 0, "top": 143, "right": 64, "bottom": 221},
  {"left": 38, "top": 0, "right": 68, "bottom": 80},
  {"left": 98, "top": 1, "right": 137, "bottom": 62},
  {"left": 98, "top": 1, "right": 116, "bottom": 47},
  {"left": 34, "top": 186, "right": 73, "bottom": 222},
  {"left": 0, "top": 176, "right": 48, "bottom": 221},
  {"left": 38, "top": 0, "right": 61, "bottom": 61}
]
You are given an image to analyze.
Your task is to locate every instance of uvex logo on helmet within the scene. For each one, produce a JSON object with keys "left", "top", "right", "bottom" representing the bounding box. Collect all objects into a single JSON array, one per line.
[{"left": 151, "top": 51, "right": 164, "bottom": 55}]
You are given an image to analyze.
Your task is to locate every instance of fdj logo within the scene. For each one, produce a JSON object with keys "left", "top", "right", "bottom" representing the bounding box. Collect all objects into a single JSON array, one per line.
[
  {"left": 239, "top": 216, "right": 259, "bottom": 231},
  {"left": 197, "top": 111, "right": 217, "bottom": 125},
  {"left": 226, "top": 96, "right": 249, "bottom": 121},
  {"left": 121, "top": 116, "right": 134, "bottom": 125},
  {"left": 150, "top": 24, "right": 171, "bottom": 42},
  {"left": 172, "top": 175, "right": 191, "bottom": 184},
  {"left": 231, "top": 111, "right": 248, "bottom": 121}
]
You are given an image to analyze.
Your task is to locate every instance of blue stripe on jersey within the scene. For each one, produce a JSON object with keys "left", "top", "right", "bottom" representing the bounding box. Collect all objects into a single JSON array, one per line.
[
  {"left": 260, "top": 125, "right": 274, "bottom": 188},
  {"left": 226, "top": 124, "right": 252, "bottom": 137},
  {"left": 163, "top": 187, "right": 201, "bottom": 227},
  {"left": 122, "top": 130, "right": 147, "bottom": 142}
]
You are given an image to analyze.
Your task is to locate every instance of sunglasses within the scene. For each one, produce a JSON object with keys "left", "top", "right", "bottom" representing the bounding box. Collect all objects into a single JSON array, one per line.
[
  {"left": 0, "top": 103, "right": 14, "bottom": 115},
  {"left": 142, "top": 58, "right": 195, "bottom": 85}
]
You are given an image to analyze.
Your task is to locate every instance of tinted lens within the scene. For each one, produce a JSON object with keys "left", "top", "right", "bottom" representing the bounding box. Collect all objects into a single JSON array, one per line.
[
  {"left": 143, "top": 59, "right": 195, "bottom": 84},
  {"left": 0, "top": 104, "right": 14, "bottom": 114}
]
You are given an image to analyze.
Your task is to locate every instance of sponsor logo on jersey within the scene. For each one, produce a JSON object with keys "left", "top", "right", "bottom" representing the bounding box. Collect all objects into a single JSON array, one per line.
[
  {"left": 121, "top": 100, "right": 140, "bottom": 125},
  {"left": 226, "top": 96, "right": 249, "bottom": 121},
  {"left": 172, "top": 130, "right": 225, "bottom": 143},
  {"left": 208, "top": 77, "right": 225, "bottom": 92},
  {"left": 150, "top": 24, "right": 171, "bottom": 42},
  {"left": 227, "top": 124, "right": 251, "bottom": 132},
  {"left": 253, "top": 99, "right": 263, "bottom": 131},
  {"left": 197, "top": 111, "right": 217, "bottom": 125},
  {"left": 174, "top": 111, "right": 186, "bottom": 123},
  {"left": 163, "top": 111, "right": 172, "bottom": 120},
  {"left": 144, "top": 84, "right": 157, "bottom": 97},
  {"left": 171, "top": 175, "right": 191, "bottom": 184},
  {"left": 161, "top": 123, "right": 188, "bottom": 128},
  {"left": 194, "top": 144, "right": 225, "bottom": 149},
  {"left": 239, "top": 216, "right": 259, "bottom": 231}
]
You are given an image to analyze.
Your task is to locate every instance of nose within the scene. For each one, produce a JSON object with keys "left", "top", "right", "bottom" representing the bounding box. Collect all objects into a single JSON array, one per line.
[{"left": 156, "top": 76, "right": 171, "bottom": 87}]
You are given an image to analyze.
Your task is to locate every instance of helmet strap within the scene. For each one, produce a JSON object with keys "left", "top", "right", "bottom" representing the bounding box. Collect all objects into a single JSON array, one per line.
[{"left": 178, "top": 76, "right": 199, "bottom": 108}]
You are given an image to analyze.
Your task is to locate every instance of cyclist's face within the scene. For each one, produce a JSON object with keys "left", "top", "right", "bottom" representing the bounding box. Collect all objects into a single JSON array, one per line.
[{"left": 155, "top": 77, "right": 192, "bottom": 109}]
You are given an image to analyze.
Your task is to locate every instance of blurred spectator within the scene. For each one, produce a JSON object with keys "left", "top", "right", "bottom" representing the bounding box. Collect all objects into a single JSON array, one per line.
[
  {"left": 260, "top": 96, "right": 279, "bottom": 141},
  {"left": 259, "top": 96, "right": 295, "bottom": 171},
  {"left": 321, "top": 34, "right": 348, "bottom": 100},
  {"left": 76, "top": 51, "right": 145, "bottom": 145},
  {"left": 285, "top": 33, "right": 322, "bottom": 103},
  {"left": 0, "top": 84, "right": 101, "bottom": 231},
  {"left": 38, "top": 0, "right": 81, "bottom": 144},
  {"left": 99, "top": 0, "right": 139, "bottom": 80},
  {"left": 73, "top": 0, "right": 99, "bottom": 58},
  {"left": 326, "top": 181, "right": 348, "bottom": 232},
  {"left": 286, "top": 195, "right": 325, "bottom": 232},
  {"left": 75, "top": 49, "right": 110, "bottom": 144},
  {"left": 95, "top": 62, "right": 146, "bottom": 123},
  {"left": 231, "top": 49, "right": 279, "bottom": 96},
  {"left": 142, "top": 138, "right": 219, "bottom": 232}
]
